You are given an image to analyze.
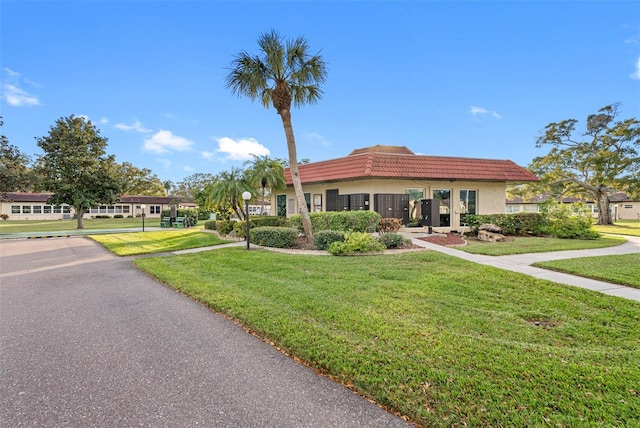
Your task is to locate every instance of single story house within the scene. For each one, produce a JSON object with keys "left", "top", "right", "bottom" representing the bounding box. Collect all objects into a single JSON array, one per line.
[
  {"left": 1, "top": 193, "right": 178, "bottom": 220},
  {"left": 278, "top": 145, "right": 539, "bottom": 232},
  {"left": 507, "top": 193, "right": 640, "bottom": 220}
]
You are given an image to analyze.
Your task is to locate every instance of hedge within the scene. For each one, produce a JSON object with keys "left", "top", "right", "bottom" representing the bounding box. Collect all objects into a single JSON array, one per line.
[
  {"left": 464, "top": 213, "right": 544, "bottom": 236},
  {"left": 249, "top": 226, "right": 298, "bottom": 248},
  {"left": 289, "top": 211, "right": 382, "bottom": 234}
]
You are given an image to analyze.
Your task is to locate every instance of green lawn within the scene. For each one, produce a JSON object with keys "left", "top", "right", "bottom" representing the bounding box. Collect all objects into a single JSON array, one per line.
[
  {"left": 0, "top": 218, "right": 151, "bottom": 233},
  {"left": 534, "top": 253, "right": 640, "bottom": 288},
  {"left": 89, "top": 229, "right": 231, "bottom": 256},
  {"left": 134, "top": 248, "right": 640, "bottom": 427},
  {"left": 461, "top": 235, "right": 626, "bottom": 256},
  {"left": 593, "top": 220, "right": 640, "bottom": 237}
]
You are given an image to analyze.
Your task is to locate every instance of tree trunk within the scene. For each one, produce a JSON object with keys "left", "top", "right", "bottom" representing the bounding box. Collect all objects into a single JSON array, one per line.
[
  {"left": 595, "top": 189, "right": 612, "bottom": 225},
  {"left": 76, "top": 207, "right": 85, "bottom": 229},
  {"left": 278, "top": 109, "right": 314, "bottom": 242}
]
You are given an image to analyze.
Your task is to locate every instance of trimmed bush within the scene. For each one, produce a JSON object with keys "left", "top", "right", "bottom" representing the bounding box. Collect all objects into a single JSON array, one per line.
[
  {"left": 328, "top": 232, "right": 386, "bottom": 255},
  {"left": 290, "top": 211, "right": 382, "bottom": 234},
  {"left": 113, "top": 214, "right": 123, "bottom": 218},
  {"left": 215, "top": 220, "right": 236, "bottom": 235},
  {"left": 465, "top": 213, "right": 545, "bottom": 236},
  {"left": 204, "top": 220, "right": 217, "bottom": 230},
  {"left": 378, "top": 232, "right": 409, "bottom": 249},
  {"left": 313, "top": 230, "right": 345, "bottom": 250},
  {"left": 233, "top": 216, "right": 290, "bottom": 239},
  {"left": 250, "top": 226, "right": 298, "bottom": 248}
]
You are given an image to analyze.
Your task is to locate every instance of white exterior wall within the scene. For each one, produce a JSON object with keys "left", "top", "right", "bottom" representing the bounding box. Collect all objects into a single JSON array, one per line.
[
  {"left": 1, "top": 201, "right": 170, "bottom": 220},
  {"left": 277, "top": 179, "right": 508, "bottom": 231}
]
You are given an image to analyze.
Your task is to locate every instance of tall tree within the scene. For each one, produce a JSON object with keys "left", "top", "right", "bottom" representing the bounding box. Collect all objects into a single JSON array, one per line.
[
  {"left": 244, "top": 154, "right": 286, "bottom": 213},
  {"left": 0, "top": 116, "right": 32, "bottom": 196},
  {"left": 173, "top": 173, "right": 217, "bottom": 207},
  {"left": 226, "top": 29, "right": 327, "bottom": 242},
  {"left": 118, "top": 162, "right": 166, "bottom": 196},
  {"left": 530, "top": 103, "right": 640, "bottom": 225},
  {"left": 205, "top": 167, "right": 254, "bottom": 220},
  {"left": 35, "top": 115, "right": 124, "bottom": 229}
]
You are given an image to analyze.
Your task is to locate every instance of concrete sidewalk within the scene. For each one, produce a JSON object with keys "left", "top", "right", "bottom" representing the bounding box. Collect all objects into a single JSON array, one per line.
[{"left": 406, "top": 233, "right": 640, "bottom": 302}]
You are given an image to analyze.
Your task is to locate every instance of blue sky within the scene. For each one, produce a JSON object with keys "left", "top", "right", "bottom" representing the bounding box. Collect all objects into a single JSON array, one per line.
[{"left": 2, "top": 1, "right": 639, "bottom": 185}]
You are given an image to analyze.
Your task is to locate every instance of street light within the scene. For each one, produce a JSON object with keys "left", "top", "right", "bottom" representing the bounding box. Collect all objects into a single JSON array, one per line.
[
  {"left": 141, "top": 204, "right": 146, "bottom": 232},
  {"left": 242, "top": 191, "right": 252, "bottom": 250}
]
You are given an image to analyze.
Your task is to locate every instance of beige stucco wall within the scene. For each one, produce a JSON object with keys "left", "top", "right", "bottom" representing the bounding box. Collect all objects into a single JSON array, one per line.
[
  {"left": 613, "top": 202, "right": 640, "bottom": 220},
  {"left": 277, "top": 178, "right": 507, "bottom": 231}
]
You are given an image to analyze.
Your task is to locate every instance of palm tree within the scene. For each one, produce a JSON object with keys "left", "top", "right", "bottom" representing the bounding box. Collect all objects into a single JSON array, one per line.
[
  {"left": 225, "top": 29, "right": 327, "bottom": 242},
  {"left": 205, "top": 168, "right": 254, "bottom": 220},
  {"left": 245, "top": 155, "right": 286, "bottom": 214}
]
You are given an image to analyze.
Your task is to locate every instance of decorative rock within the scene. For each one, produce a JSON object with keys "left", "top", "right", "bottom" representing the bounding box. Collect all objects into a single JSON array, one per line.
[
  {"left": 478, "top": 223, "right": 503, "bottom": 233},
  {"left": 477, "top": 229, "right": 506, "bottom": 242}
]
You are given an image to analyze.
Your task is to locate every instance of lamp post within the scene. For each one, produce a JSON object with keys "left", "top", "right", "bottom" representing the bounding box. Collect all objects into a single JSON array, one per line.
[
  {"left": 141, "top": 204, "right": 146, "bottom": 232},
  {"left": 242, "top": 191, "right": 251, "bottom": 250}
]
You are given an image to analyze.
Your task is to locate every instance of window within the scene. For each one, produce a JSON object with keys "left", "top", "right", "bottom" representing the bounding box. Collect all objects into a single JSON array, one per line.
[
  {"left": 406, "top": 188, "right": 424, "bottom": 221},
  {"left": 624, "top": 204, "right": 633, "bottom": 209},
  {"left": 22, "top": 205, "right": 31, "bottom": 214},
  {"left": 523, "top": 205, "right": 539, "bottom": 213},
  {"left": 459, "top": 190, "right": 477, "bottom": 215},
  {"left": 123, "top": 206, "right": 130, "bottom": 214},
  {"left": 287, "top": 198, "right": 295, "bottom": 214},
  {"left": 313, "top": 194, "right": 322, "bottom": 212},
  {"left": 43, "top": 206, "right": 52, "bottom": 214},
  {"left": 304, "top": 193, "right": 311, "bottom": 213},
  {"left": 33, "top": 206, "right": 42, "bottom": 214},
  {"left": 63, "top": 206, "right": 71, "bottom": 214},
  {"left": 54, "top": 206, "right": 62, "bottom": 213},
  {"left": 277, "top": 195, "right": 287, "bottom": 217},
  {"left": 506, "top": 205, "right": 521, "bottom": 214},
  {"left": 11, "top": 205, "right": 20, "bottom": 214},
  {"left": 432, "top": 189, "right": 451, "bottom": 227},
  {"left": 150, "top": 205, "right": 161, "bottom": 214}
]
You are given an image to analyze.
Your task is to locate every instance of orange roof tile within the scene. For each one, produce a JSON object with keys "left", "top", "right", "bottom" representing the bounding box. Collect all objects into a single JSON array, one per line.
[{"left": 285, "top": 147, "right": 538, "bottom": 185}]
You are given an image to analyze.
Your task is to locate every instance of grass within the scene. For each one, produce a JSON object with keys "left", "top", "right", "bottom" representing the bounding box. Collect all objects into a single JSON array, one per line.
[
  {"left": 0, "top": 218, "right": 150, "bottom": 233},
  {"left": 89, "top": 229, "right": 231, "bottom": 256},
  {"left": 593, "top": 220, "right": 640, "bottom": 237},
  {"left": 461, "top": 235, "right": 626, "bottom": 256},
  {"left": 134, "top": 248, "right": 640, "bottom": 427},
  {"left": 534, "top": 253, "right": 640, "bottom": 289}
]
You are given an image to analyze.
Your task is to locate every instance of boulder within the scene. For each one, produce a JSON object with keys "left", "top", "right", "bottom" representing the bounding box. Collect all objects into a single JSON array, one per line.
[
  {"left": 478, "top": 223, "right": 503, "bottom": 233},
  {"left": 477, "top": 229, "right": 506, "bottom": 242}
]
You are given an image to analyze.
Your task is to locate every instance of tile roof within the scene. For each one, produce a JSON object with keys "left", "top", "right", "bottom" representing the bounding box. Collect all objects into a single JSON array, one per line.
[{"left": 285, "top": 146, "right": 538, "bottom": 185}]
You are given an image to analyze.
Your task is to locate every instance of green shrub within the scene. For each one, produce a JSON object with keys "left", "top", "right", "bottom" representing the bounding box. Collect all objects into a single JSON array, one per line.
[
  {"left": 113, "top": 214, "right": 123, "bottom": 218},
  {"left": 464, "top": 213, "right": 545, "bottom": 236},
  {"left": 204, "top": 220, "right": 217, "bottom": 230},
  {"left": 328, "top": 232, "right": 386, "bottom": 255},
  {"left": 378, "top": 232, "right": 409, "bottom": 248},
  {"left": 536, "top": 200, "right": 600, "bottom": 239},
  {"left": 377, "top": 217, "right": 403, "bottom": 233},
  {"left": 250, "top": 226, "right": 298, "bottom": 248},
  {"left": 233, "top": 216, "right": 289, "bottom": 239},
  {"left": 313, "top": 230, "right": 345, "bottom": 250},
  {"left": 290, "top": 211, "right": 381, "bottom": 234},
  {"left": 215, "top": 220, "right": 236, "bottom": 235},
  {"left": 95, "top": 215, "right": 110, "bottom": 219}
]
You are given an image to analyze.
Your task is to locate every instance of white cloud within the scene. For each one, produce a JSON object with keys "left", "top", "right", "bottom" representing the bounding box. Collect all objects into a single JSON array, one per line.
[
  {"left": 100, "top": 117, "right": 109, "bottom": 125},
  {"left": 114, "top": 119, "right": 152, "bottom": 133},
  {"left": 307, "top": 132, "right": 331, "bottom": 147},
  {"left": 143, "top": 130, "right": 194, "bottom": 154},
  {"left": 212, "top": 137, "right": 270, "bottom": 161},
  {"left": 631, "top": 57, "right": 640, "bottom": 80},
  {"left": 2, "top": 68, "right": 40, "bottom": 107},
  {"left": 182, "top": 165, "right": 194, "bottom": 172},
  {"left": 470, "top": 105, "right": 502, "bottom": 119}
]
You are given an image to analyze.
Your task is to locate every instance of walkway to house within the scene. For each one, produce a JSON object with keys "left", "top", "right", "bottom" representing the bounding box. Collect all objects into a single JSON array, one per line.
[{"left": 403, "top": 233, "right": 640, "bottom": 302}]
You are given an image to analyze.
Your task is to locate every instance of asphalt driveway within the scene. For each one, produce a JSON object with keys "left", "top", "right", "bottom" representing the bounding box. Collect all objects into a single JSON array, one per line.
[{"left": 0, "top": 237, "right": 411, "bottom": 427}]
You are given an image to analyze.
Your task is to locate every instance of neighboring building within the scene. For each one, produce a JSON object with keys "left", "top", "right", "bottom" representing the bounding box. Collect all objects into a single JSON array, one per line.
[
  {"left": 278, "top": 145, "right": 538, "bottom": 231},
  {"left": 507, "top": 193, "right": 640, "bottom": 220},
  {"left": 1, "top": 193, "right": 179, "bottom": 220}
]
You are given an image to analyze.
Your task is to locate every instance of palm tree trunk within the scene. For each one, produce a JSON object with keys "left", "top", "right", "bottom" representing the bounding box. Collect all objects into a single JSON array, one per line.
[{"left": 279, "top": 109, "right": 314, "bottom": 242}]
